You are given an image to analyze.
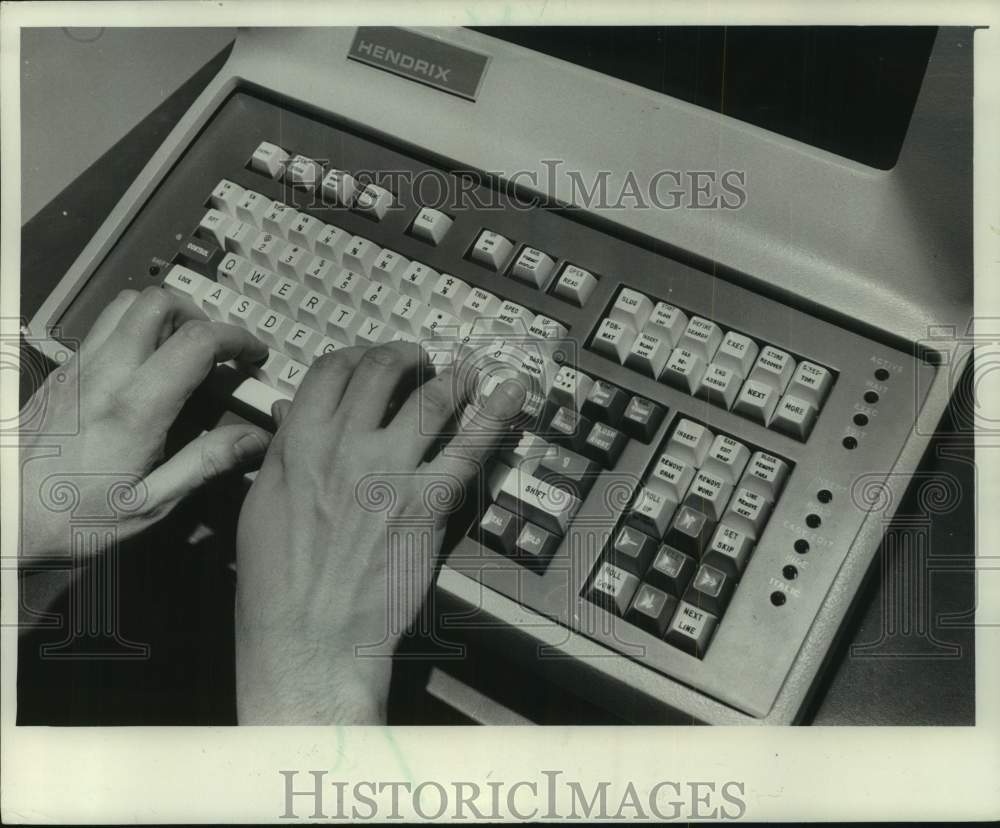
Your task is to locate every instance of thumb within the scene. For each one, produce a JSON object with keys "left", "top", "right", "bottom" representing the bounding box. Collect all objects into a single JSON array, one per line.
[{"left": 144, "top": 424, "right": 273, "bottom": 513}]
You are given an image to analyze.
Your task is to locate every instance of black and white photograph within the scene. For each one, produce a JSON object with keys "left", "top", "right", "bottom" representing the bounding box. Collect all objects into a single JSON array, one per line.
[{"left": 2, "top": 1, "right": 998, "bottom": 823}]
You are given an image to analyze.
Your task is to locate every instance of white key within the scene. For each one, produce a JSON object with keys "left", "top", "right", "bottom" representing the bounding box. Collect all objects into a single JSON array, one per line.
[
  {"left": 697, "top": 363, "right": 741, "bottom": 409},
  {"left": 296, "top": 290, "right": 333, "bottom": 329},
  {"left": 320, "top": 169, "right": 357, "bottom": 206},
  {"left": 262, "top": 202, "right": 297, "bottom": 237},
  {"left": 283, "top": 324, "right": 321, "bottom": 362},
  {"left": 315, "top": 224, "right": 350, "bottom": 262},
  {"left": 276, "top": 357, "right": 309, "bottom": 394},
  {"left": 786, "top": 361, "right": 833, "bottom": 408},
  {"left": 209, "top": 179, "right": 245, "bottom": 216},
  {"left": 390, "top": 295, "right": 431, "bottom": 335},
  {"left": 302, "top": 257, "right": 337, "bottom": 294},
  {"left": 241, "top": 266, "right": 278, "bottom": 303},
  {"left": 509, "top": 246, "right": 556, "bottom": 290},
  {"left": 552, "top": 264, "right": 597, "bottom": 306},
  {"left": 313, "top": 337, "right": 343, "bottom": 361},
  {"left": 223, "top": 221, "right": 257, "bottom": 258},
  {"left": 591, "top": 318, "right": 635, "bottom": 363},
  {"left": 399, "top": 261, "right": 439, "bottom": 301},
  {"left": 162, "top": 265, "right": 210, "bottom": 301},
  {"left": 714, "top": 331, "right": 759, "bottom": 379},
  {"left": 343, "top": 236, "right": 380, "bottom": 275},
  {"left": 228, "top": 294, "right": 266, "bottom": 329},
  {"left": 740, "top": 452, "right": 790, "bottom": 502},
  {"left": 683, "top": 470, "right": 734, "bottom": 522},
  {"left": 235, "top": 191, "right": 271, "bottom": 226},
  {"left": 470, "top": 229, "right": 514, "bottom": 270},
  {"left": 609, "top": 288, "right": 653, "bottom": 331},
  {"left": 356, "top": 316, "right": 394, "bottom": 346},
  {"left": 360, "top": 283, "right": 399, "bottom": 321},
  {"left": 250, "top": 141, "right": 289, "bottom": 179},
  {"left": 644, "top": 302, "right": 688, "bottom": 347},
  {"left": 461, "top": 288, "right": 501, "bottom": 323},
  {"left": 269, "top": 278, "right": 306, "bottom": 316},
  {"left": 355, "top": 183, "right": 393, "bottom": 219},
  {"left": 371, "top": 249, "right": 409, "bottom": 285},
  {"left": 201, "top": 283, "right": 238, "bottom": 321},
  {"left": 420, "top": 309, "right": 461, "bottom": 339},
  {"left": 648, "top": 453, "right": 696, "bottom": 502},
  {"left": 197, "top": 208, "right": 232, "bottom": 247},
  {"left": 660, "top": 347, "right": 706, "bottom": 393},
  {"left": 677, "top": 316, "right": 723, "bottom": 362},
  {"left": 628, "top": 486, "right": 678, "bottom": 538},
  {"left": 527, "top": 314, "right": 568, "bottom": 340},
  {"left": 429, "top": 274, "right": 470, "bottom": 314},
  {"left": 255, "top": 310, "right": 295, "bottom": 348},
  {"left": 410, "top": 207, "right": 453, "bottom": 245},
  {"left": 216, "top": 253, "right": 251, "bottom": 290},
  {"left": 625, "top": 330, "right": 670, "bottom": 378},
  {"left": 748, "top": 345, "right": 795, "bottom": 393},
  {"left": 284, "top": 155, "right": 323, "bottom": 190},
  {"left": 250, "top": 232, "right": 286, "bottom": 270},
  {"left": 287, "top": 213, "right": 324, "bottom": 249},
  {"left": 667, "top": 419, "right": 714, "bottom": 467},
  {"left": 492, "top": 301, "right": 534, "bottom": 335},
  {"left": 702, "top": 435, "right": 751, "bottom": 484},
  {"left": 550, "top": 366, "right": 594, "bottom": 411},
  {"left": 328, "top": 269, "right": 370, "bottom": 307},
  {"left": 276, "top": 245, "right": 312, "bottom": 281},
  {"left": 722, "top": 488, "right": 772, "bottom": 541},
  {"left": 496, "top": 468, "right": 581, "bottom": 534},
  {"left": 326, "top": 303, "right": 362, "bottom": 343},
  {"left": 771, "top": 395, "right": 818, "bottom": 440},
  {"left": 733, "top": 378, "right": 780, "bottom": 425}
]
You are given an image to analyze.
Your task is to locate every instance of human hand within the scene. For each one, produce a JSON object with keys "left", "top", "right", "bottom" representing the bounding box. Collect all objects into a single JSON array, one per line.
[{"left": 234, "top": 341, "right": 525, "bottom": 724}]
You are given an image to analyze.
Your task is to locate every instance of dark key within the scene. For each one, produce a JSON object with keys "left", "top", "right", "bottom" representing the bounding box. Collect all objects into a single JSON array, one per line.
[
  {"left": 664, "top": 505, "right": 714, "bottom": 558},
  {"left": 546, "top": 406, "right": 593, "bottom": 453},
  {"left": 587, "top": 562, "right": 639, "bottom": 616},
  {"left": 514, "top": 522, "right": 559, "bottom": 570},
  {"left": 683, "top": 563, "right": 736, "bottom": 617},
  {"left": 626, "top": 584, "right": 679, "bottom": 637},
  {"left": 621, "top": 396, "right": 666, "bottom": 442},
  {"left": 176, "top": 235, "right": 222, "bottom": 276},
  {"left": 537, "top": 447, "right": 599, "bottom": 497},
  {"left": 666, "top": 600, "right": 718, "bottom": 658},
  {"left": 646, "top": 544, "right": 696, "bottom": 596},
  {"left": 476, "top": 504, "right": 522, "bottom": 556},
  {"left": 582, "top": 380, "right": 629, "bottom": 425},
  {"left": 608, "top": 526, "right": 657, "bottom": 575},
  {"left": 582, "top": 421, "right": 628, "bottom": 467}
]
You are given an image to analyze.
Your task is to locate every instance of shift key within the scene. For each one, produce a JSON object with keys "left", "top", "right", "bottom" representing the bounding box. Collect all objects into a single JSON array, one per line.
[{"left": 496, "top": 468, "right": 582, "bottom": 535}]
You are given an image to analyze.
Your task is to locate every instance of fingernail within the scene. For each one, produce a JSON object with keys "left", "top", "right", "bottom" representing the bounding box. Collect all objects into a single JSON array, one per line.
[
  {"left": 233, "top": 431, "right": 271, "bottom": 462},
  {"left": 491, "top": 378, "right": 527, "bottom": 418}
]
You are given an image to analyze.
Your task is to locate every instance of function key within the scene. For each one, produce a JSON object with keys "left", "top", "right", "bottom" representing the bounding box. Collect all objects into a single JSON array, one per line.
[
  {"left": 355, "top": 183, "right": 394, "bottom": 220},
  {"left": 411, "top": 207, "right": 454, "bottom": 245},
  {"left": 477, "top": 503, "right": 522, "bottom": 555},
  {"left": 648, "top": 453, "right": 696, "bottom": 502},
  {"left": 626, "top": 584, "right": 678, "bottom": 637},
  {"left": 626, "top": 486, "right": 678, "bottom": 539},
  {"left": 645, "top": 544, "right": 696, "bottom": 597},
  {"left": 581, "top": 380, "right": 629, "bottom": 426},
  {"left": 609, "top": 526, "right": 658, "bottom": 575},
  {"left": 786, "top": 360, "right": 833, "bottom": 408},
  {"left": 547, "top": 406, "right": 593, "bottom": 453},
  {"left": 587, "top": 562, "right": 640, "bottom": 617},
  {"left": 550, "top": 366, "right": 594, "bottom": 411},
  {"left": 582, "top": 422, "right": 628, "bottom": 467},
  {"left": 176, "top": 235, "right": 223, "bottom": 276},
  {"left": 721, "top": 487, "right": 772, "bottom": 541},
  {"left": 748, "top": 345, "right": 795, "bottom": 393},
  {"left": 703, "top": 524, "right": 755, "bottom": 578},
  {"left": 696, "top": 363, "right": 741, "bottom": 409},
  {"left": 664, "top": 504, "right": 714, "bottom": 558},
  {"left": 285, "top": 154, "right": 323, "bottom": 189},
  {"left": 553, "top": 264, "right": 598, "bottom": 306},
  {"left": 509, "top": 246, "right": 557, "bottom": 290},
  {"left": 678, "top": 316, "right": 723, "bottom": 363},
  {"left": 527, "top": 315, "right": 568, "bottom": 340},
  {"left": 321, "top": 169, "right": 357, "bottom": 206},
  {"left": 491, "top": 300, "right": 535, "bottom": 335},
  {"left": 666, "top": 601, "right": 718, "bottom": 658},
  {"left": 470, "top": 229, "right": 515, "bottom": 271},
  {"left": 209, "top": 179, "right": 246, "bottom": 216},
  {"left": 250, "top": 140, "right": 289, "bottom": 179},
  {"left": 514, "top": 522, "right": 559, "bottom": 570},
  {"left": 771, "top": 395, "right": 818, "bottom": 440},
  {"left": 660, "top": 347, "right": 706, "bottom": 394},
  {"left": 625, "top": 330, "right": 671, "bottom": 378},
  {"left": 621, "top": 396, "right": 666, "bottom": 442},
  {"left": 683, "top": 470, "right": 734, "bottom": 522},
  {"left": 740, "top": 452, "right": 790, "bottom": 502},
  {"left": 609, "top": 288, "right": 653, "bottom": 332},
  {"left": 666, "top": 418, "right": 713, "bottom": 467},
  {"left": 644, "top": 302, "right": 687, "bottom": 347},
  {"left": 591, "top": 318, "right": 636, "bottom": 362},
  {"left": 683, "top": 563, "right": 736, "bottom": 618},
  {"left": 714, "top": 331, "right": 759, "bottom": 379},
  {"left": 733, "top": 378, "right": 779, "bottom": 425},
  {"left": 701, "top": 435, "right": 751, "bottom": 484}
]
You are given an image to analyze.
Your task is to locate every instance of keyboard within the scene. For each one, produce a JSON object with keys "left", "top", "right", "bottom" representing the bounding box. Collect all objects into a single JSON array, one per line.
[{"left": 40, "top": 84, "right": 937, "bottom": 724}]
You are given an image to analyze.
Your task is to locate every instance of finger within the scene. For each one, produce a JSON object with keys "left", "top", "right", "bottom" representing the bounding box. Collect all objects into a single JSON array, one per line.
[
  {"left": 126, "top": 319, "right": 267, "bottom": 424},
  {"left": 277, "top": 345, "right": 368, "bottom": 427},
  {"left": 337, "top": 341, "right": 429, "bottom": 430},
  {"left": 79, "top": 289, "right": 141, "bottom": 357},
  {"left": 271, "top": 398, "right": 293, "bottom": 429},
  {"left": 105, "top": 286, "right": 207, "bottom": 365},
  {"left": 422, "top": 377, "right": 526, "bottom": 485},
  {"left": 143, "top": 424, "right": 272, "bottom": 513},
  {"left": 387, "top": 365, "right": 470, "bottom": 465}
]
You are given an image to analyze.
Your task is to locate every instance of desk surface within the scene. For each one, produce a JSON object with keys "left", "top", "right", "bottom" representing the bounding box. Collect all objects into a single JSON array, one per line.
[{"left": 17, "top": 42, "right": 975, "bottom": 726}]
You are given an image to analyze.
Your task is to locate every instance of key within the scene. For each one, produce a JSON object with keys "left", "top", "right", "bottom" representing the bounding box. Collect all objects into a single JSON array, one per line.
[
  {"left": 209, "top": 178, "right": 245, "bottom": 216},
  {"left": 582, "top": 381, "right": 629, "bottom": 426},
  {"left": 411, "top": 207, "right": 453, "bottom": 245},
  {"left": 552, "top": 264, "right": 597, "bottom": 306},
  {"left": 355, "top": 183, "right": 394, "bottom": 219},
  {"left": 646, "top": 545, "right": 697, "bottom": 597},
  {"left": 582, "top": 421, "right": 628, "bottom": 468},
  {"left": 399, "top": 261, "right": 438, "bottom": 301},
  {"left": 228, "top": 294, "right": 266, "bottom": 329},
  {"left": 492, "top": 301, "right": 535, "bottom": 335},
  {"left": 461, "top": 287, "right": 501, "bottom": 323},
  {"left": 514, "top": 523, "right": 558, "bottom": 570},
  {"left": 786, "top": 360, "right": 833, "bottom": 408},
  {"left": 620, "top": 396, "right": 665, "bottom": 442},
  {"left": 360, "top": 283, "right": 399, "bottom": 321},
  {"left": 285, "top": 154, "right": 323, "bottom": 189},
  {"left": 390, "top": 295, "right": 431, "bottom": 336},
  {"left": 420, "top": 309, "right": 461, "bottom": 340},
  {"left": 697, "top": 363, "right": 741, "bottom": 409},
  {"left": 283, "top": 324, "right": 320, "bottom": 362},
  {"left": 748, "top": 345, "right": 795, "bottom": 392},
  {"left": 216, "top": 252, "right": 251, "bottom": 291},
  {"left": 321, "top": 169, "right": 357, "bottom": 205},
  {"left": 276, "top": 358, "right": 308, "bottom": 394},
  {"left": 255, "top": 310, "right": 295, "bottom": 349},
  {"left": 163, "top": 265, "right": 210, "bottom": 301},
  {"left": 644, "top": 302, "right": 687, "bottom": 347},
  {"left": 287, "top": 213, "right": 324, "bottom": 249},
  {"left": 664, "top": 505, "right": 714, "bottom": 558},
  {"left": 196, "top": 208, "right": 233, "bottom": 248},
  {"left": 550, "top": 366, "right": 594, "bottom": 411},
  {"left": 495, "top": 468, "right": 581, "bottom": 535},
  {"left": 683, "top": 563, "right": 735, "bottom": 617},
  {"left": 296, "top": 290, "right": 334, "bottom": 329},
  {"left": 714, "top": 331, "right": 759, "bottom": 379},
  {"left": 477, "top": 504, "right": 522, "bottom": 555},
  {"left": 313, "top": 336, "right": 343, "bottom": 361},
  {"left": 343, "top": 236, "right": 380, "bottom": 275},
  {"left": 660, "top": 347, "right": 706, "bottom": 393},
  {"left": 201, "top": 283, "right": 237, "bottom": 321},
  {"left": 667, "top": 419, "right": 714, "bottom": 467},
  {"left": 470, "top": 229, "right": 514, "bottom": 271},
  {"left": 250, "top": 141, "right": 289, "bottom": 178},
  {"left": 626, "top": 584, "right": 679, "bottom": 637},
  {"left": 703, "top": 524, "right": 755, "bottom": 578},
  {"left": 625, "top": 330, "right": 670, "bottom": 378},
  {"left": 587, "top": 562, "right": 640, "bottom": 617},
  {"left": 666, "top": 601, "right": 718, "bottom": 657},
  {"left": 223, "top": 221, "right": 257, "bottom": 258},
  {"left": 356, "top": 316, "right": 393, "bottom": 346},
  {"left": 702, "top": 435, "right": 751, "bottom": 484},
  {"left": 498, "top": 432, "right": 553, "bottom": 474},
  {"left": 315, "top": 224, "right": 350, "bottom": 262},
  {"left": 177, "top": 236, "right": 222, "bottom": 276},
  {"left": 269, "top": 278, "right": 306, "bottom": 317},
  {"left": 591, "top": 318, "right": 636, "bottom": 363},
  {"left": 235, "top": 190, "right": 271, "bottom": 226},
  {"left": 509, "top": 246, "right": 556, "bottom": 290},
  {"left": 740, "top": 452, "right": 790, "bottom": 502},
  {"left": 733, "top": 378, "right": 780, "bottom": 425},
  {"left": 371, "top": 249, "right": 409, "bottom": 285},
  {"left": 429, "top": 274, "right": 470, "bottom": 314},
  {"left": 677, "top": 316, "right": 723, "bottom": 362},
  {"left": 253, "top": 349, "right": 290, "bottom": 388},
  {"left": 328, "top": 269, "right": 370, "bottom": 307},
  {"left": 722, "top": 487, "right": 772, "bottom": 540},
  {"left": 609, "top": 288, "right": 653, "bottom": 331},
  {"left": 648, "top": 453, "right": 696, "bottom": 502},
  {"left": 241, "top": 267, "right": 278, "bottom": 303},
  {"left": 302, "top": 257, "right": 337, "bottom": 294},
  {"left": 250, "top": 232, "right": 286, "bottom": 270},
  {"left": 326, "top": 303, "right": 362, "bottom": 343},
  {"left": 771, "top": 394, "right": 818, "bottom": 439},
  {"left": 262, "top": 202, "right": 297, "bottom": 237},
  {"left": 537, "top": 447, "right": 598, "bottom": 497},
  {"left": 626, "top": 486, "right": 678, "bottom": 538},
  {"left": 609, "top": 526, "right": 658, "bottom": 576},
  {"left": 528, "top": 317, "right": 567, "bottom": 345},
  {"left": 276, "top": 245, "right": 312, "bottom": 281},
  {"left": 546, "top": 406, "right": 593, "bottom": 453},
  {"left": 683, "top": 470, "right": 734, "bottom": 522}
]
